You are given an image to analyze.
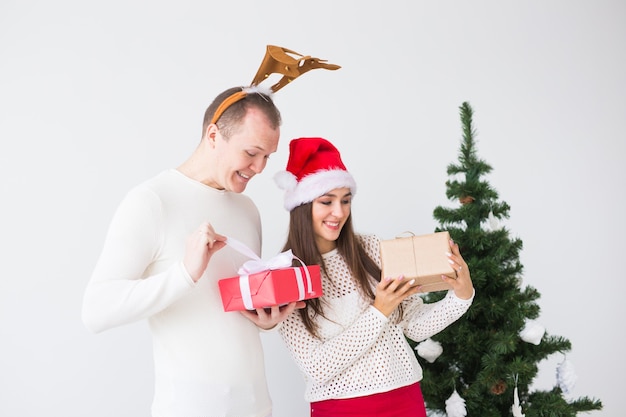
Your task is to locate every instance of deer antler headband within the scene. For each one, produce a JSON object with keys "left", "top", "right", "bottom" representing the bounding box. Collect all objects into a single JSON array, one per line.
[{"left": 210, "top": 45, "right": 341, "bottom": 125}]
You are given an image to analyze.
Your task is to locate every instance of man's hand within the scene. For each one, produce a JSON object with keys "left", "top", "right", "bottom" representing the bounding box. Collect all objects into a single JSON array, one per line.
[
  {"left": 183, "top": 222, "right": 226, "bottom": 282},
  {"left": 239, "top": 301, "right": 306, "bottom": 330}
]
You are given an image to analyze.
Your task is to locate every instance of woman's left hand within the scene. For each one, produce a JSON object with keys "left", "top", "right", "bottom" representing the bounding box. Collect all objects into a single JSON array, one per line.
[{"left": 443, "top": 239, "right": 474, "bottom": 300}]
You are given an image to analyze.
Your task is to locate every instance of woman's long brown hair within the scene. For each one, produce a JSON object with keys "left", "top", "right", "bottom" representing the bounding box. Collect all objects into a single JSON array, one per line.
[{"left": 282, "top": 202, "right": 382, "bottom": 338}]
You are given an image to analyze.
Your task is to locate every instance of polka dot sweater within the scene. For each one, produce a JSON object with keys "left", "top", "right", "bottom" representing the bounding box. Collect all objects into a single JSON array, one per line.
[{"left": 278, "top": 234, "right": 473, "bottom": 402}]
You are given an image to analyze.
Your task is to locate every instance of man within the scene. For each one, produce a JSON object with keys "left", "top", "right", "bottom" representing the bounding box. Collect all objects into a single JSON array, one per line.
[{"left": 82, "top": 86, "right": 300, "bottom": 417}]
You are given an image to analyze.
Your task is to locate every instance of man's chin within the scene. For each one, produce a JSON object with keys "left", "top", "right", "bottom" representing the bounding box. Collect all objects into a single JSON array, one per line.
[
  {"left": 230, "top": 181, "right": 248, "bottom": 194},
  {"left": 232, "top": 175, "right": 252, "bottom": 193}
]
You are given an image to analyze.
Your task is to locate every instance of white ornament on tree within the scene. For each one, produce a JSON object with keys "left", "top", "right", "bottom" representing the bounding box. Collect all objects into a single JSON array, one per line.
[
  {"left": 416, "top": 338, "right": 443, "bottom": 363},
  {"left": 488, "top": 211, "right": 503, "bottom": 231},
  {"left": 556, "top": 356, "right": 578, "bottom": 396},
  {"left": 519, "top": 319, "right": 545, "bottom": 345},
  {"left": 445, "top": 389, "right": 467, "bottom": 417},
  {"left": 511, "top": 374, "right": 525, "bottom": 417}
]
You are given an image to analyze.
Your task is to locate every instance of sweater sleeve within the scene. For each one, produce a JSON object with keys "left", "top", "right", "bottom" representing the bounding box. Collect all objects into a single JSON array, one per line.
[
  {"left": 81, "top": 186, "right": 195, "bottom": 333},
  {"left": 279, "top": 305, "right": 388, "bottom": 385},
  {"left": 400, "top": 290, "right": 474, "bottom": 342},
  {"left": 361, "top": 233, "right": 474, "bottom": 343}
]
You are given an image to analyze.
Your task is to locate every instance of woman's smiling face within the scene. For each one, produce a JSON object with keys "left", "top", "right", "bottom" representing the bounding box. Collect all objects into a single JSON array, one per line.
[{"left": 311, "top": 187, "right": 352, "bottom": 253}]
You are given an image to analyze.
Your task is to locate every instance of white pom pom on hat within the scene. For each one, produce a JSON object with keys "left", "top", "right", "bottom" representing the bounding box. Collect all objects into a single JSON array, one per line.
[
  {"left": 274, "top": 170, "right": 298, "bottom": 192},
  {"left": 274, "top": 137, "right": 357, "bottom": 211}
]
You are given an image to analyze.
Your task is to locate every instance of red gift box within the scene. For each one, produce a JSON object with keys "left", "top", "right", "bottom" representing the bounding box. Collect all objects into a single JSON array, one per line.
[
  {"left": 218, "top": 265, "right": 322, "bottom": 312},
  {"left": 218, "top": 237, "right": 323, "bottom": 312}
]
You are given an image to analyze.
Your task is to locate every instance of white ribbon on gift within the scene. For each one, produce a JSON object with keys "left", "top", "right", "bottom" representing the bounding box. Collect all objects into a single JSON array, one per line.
[{"left": 225, "top": 237, "right": 314, "bottom": 310}]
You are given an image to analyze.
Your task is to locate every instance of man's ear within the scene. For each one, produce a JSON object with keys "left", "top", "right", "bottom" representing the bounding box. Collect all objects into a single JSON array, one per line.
[{"left": 205, "top": 124, "right": 218, "bottom": 146}]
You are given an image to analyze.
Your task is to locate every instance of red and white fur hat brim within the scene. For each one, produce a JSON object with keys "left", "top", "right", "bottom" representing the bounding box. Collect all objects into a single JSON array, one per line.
[{"left": 274, "top": 168, "right": 357, "bottom": 211}]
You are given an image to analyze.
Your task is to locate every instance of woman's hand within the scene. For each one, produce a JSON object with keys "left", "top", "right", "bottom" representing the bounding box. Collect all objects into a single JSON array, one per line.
[
  {"left": 373, "top": 275, "right": 421, "bottom": 317},
  {"left": 443, "top": 239, "right": 474, "bottom": 300}
]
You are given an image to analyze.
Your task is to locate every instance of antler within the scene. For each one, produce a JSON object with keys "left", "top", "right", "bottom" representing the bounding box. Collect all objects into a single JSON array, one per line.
[
  {"left": 251, "top": 45, "right": 341, "bottom": 92},
  {"left": 210, "top": 45, "right": 340, "bottom": 125}
]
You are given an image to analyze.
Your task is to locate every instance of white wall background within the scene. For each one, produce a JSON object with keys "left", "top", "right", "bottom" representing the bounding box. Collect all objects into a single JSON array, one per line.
[{"left": 1, "top": 1, "right": 624, "bottom": 416}]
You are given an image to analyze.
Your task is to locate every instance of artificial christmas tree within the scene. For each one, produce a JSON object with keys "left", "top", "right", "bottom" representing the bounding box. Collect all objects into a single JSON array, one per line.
[{"left": 414, "top": 102, "right": 602, "bottom": 416}]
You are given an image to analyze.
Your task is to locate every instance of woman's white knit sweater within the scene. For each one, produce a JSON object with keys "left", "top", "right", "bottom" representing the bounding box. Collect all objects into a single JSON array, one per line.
[{"left": 279, "top": 234, "right": 473, "bottom": 402}]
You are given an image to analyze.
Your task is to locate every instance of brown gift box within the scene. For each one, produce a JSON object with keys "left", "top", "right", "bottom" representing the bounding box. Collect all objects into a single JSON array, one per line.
[{"left": 379, "top": 231, "right": 456, "bottom": 293}]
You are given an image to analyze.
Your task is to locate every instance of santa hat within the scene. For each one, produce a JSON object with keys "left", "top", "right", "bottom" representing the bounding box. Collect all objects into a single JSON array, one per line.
[{"left": 274, "top": 137, "right": 357, "bottom": 211}]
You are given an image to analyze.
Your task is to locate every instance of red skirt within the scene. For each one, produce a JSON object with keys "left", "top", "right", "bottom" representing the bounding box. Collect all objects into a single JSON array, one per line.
[{"left": 310, "top": 382, "right": 427, "bottom": 417}]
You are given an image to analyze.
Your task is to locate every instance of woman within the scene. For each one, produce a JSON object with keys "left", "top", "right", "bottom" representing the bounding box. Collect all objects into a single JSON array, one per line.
[{"left": 274, "top": 137, "right": 475, "bottom": 417}]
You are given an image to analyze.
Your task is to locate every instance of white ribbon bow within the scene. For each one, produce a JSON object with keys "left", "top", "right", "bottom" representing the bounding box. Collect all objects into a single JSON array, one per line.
[{"left": 225, "top": 237, "right": 313, "bottom": 310}]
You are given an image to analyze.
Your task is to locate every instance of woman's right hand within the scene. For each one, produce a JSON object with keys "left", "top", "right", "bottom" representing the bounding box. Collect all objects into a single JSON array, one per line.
[{"left": 373, "top": 275, "right": 421, "bottom": 317}]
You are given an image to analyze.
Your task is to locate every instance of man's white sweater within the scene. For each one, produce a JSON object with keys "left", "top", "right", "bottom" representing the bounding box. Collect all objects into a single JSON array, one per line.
[{"left": 82, "top": 169, "right": 272, "bottom": 417}]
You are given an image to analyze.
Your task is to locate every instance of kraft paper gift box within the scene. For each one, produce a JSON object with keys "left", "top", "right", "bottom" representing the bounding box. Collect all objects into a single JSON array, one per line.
[
  {"left": 379, "top": 231, "right": 456, "bottom": 293},
  {"left": 218, "top": 237, "right": 323, "bottom": 312}
]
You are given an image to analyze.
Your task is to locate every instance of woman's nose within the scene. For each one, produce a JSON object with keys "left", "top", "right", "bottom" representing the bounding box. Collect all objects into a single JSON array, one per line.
[{"left": 331, "top": 203, "right": 344, "bottom": 217}]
